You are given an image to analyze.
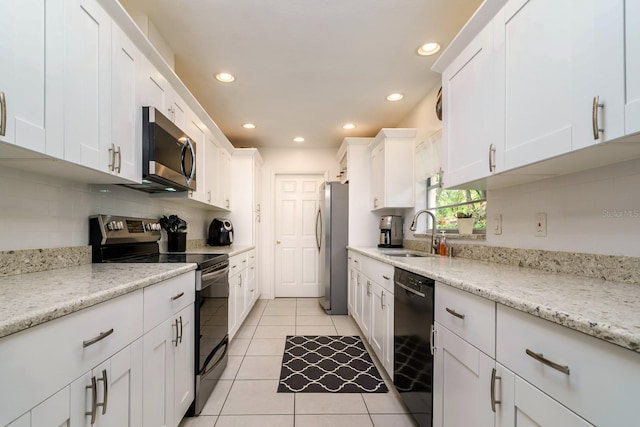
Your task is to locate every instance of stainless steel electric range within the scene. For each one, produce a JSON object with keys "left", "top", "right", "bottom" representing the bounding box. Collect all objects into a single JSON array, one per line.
[{"left": 89, "top": 214, "right": 229, "bottom": 416}]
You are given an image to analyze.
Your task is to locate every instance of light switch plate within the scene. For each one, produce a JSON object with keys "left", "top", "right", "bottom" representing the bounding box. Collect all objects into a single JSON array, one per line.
[
  {"left": 493, "top": 214, "right": 502, "bottom": 235},
  {"left": 535, "top": 212, "right": 547, "bottom": 237}
]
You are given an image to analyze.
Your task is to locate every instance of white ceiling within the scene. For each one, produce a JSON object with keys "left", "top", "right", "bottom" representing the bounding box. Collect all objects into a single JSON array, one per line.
[{"left": 119, "top": 0, "right": 481, "bottom": 149}]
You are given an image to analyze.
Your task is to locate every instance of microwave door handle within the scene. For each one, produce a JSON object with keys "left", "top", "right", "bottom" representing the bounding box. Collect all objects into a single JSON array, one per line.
[{"left": 181, "top": 138, "right": 196, "bottom": 186}]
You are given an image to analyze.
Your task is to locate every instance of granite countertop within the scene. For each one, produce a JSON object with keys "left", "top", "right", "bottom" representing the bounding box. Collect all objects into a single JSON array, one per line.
[
  {"left": 349, "top": 247, "right": 640, "bottom": 353},
  {"left": 0, "top": 263, "right": 196, "bottom": 339}
]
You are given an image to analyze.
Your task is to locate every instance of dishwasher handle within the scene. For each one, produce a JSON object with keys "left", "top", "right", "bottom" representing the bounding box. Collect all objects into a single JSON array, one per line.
[{"left": 395, "top": 281, "right": 426, "bottom": 298}]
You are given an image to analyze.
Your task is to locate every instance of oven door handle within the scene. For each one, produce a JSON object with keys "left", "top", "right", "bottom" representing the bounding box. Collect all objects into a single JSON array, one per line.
[
  {"left": 201, "top": 265, "right": 230, "bottom": 282},
  {"left": 200, "top": 335, "right": 229, "bottom": 376}
]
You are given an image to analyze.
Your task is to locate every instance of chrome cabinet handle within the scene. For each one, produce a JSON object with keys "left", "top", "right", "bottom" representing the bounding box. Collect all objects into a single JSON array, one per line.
[
  {"left": 366, "top": 281, "right": 371, "bottom": 295},
  {"left": 373, "top": 197, "right": 378, "bottom": 208},
  {"left": 381, "top": 291, "right": 385, "bottom": 309},
  {"left": 525, "top": 349, "right": 570, "bottom": 375},
  {"left": 171, "top": 292, "right": 185, "bottom": 301},
  {"left": 429, "top": 324, "right": 436, "bottom": 356},
  {"left": 0, "top": 92, "right": 6, "bottom": 136},
  {"left": 446, "top": 307, "right": 465, "bottom": 320},
  {"left": 490, "top": 368, "right": 501, "bottom": 412},
  {"left": 239, "top": 274, "right": 243, "bottom": 287},
  {"left": 83, "top": 328, "right": 114, "bottom": 348},
  {"left": 108, "top": 144, "right": 116, "bottom": 171},
  {"left": 382, "top": 275, "right": 390, "bottom": 280},
  {"left": 178, "top": 316, "right": 183, "bottom": 344},
  {"left": 114, "top": 146, "right": 122, "bottom": 173},
  {"left": 97, "top": 369, "right": 108, "bottom": 415},
  {"left": 592, "top": 96, "right": 604, "bottom": 140},
  {"left": 489, "top": 144, "right": 496, "bottom": 172},
  {"left": 86, "top": 376, "right": 98, "bottom": 424},
  {"left": 172, "top": 319, "right": 180, "bottom": 347}
]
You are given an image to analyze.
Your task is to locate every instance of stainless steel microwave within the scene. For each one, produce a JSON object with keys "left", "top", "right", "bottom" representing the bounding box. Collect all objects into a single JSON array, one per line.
[{"left": 123, "top": 106, "right": 197, "bottom": 193}]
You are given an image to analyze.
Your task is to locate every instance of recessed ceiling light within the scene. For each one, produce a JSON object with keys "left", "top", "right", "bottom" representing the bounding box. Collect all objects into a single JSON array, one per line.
[
  {"left": 417, "top": 42, "right": 441, "bottom": 56},
  {"left": 242, "top": 123, "right": 256, "bottom": 129},
  {"left": 386, "top": 93, "right": 404, "bottom": 102},
  {"left": 215, "top": 72, "right": 235, "bottom": 83},
  {"left": 343, "top": 123, "right": 356, "bottom": 130},
  {"left": 293, "top": 137, "right": 305, "bottom": 143}
]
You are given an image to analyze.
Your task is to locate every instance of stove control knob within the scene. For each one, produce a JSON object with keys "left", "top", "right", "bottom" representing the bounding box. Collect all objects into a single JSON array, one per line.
[
  {"left": 118, "top": 221, "right": 124, "bottom": 230},
  {"left": 107, "top": 222, "right": 114, "bottom": 231},
  {"left": 155, "top": 223, "right": 161, "bottom": 231}
]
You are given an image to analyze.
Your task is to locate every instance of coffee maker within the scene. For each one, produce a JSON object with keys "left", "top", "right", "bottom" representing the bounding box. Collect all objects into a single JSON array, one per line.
[{"left": 378, "top": 215, "right": 403, "bottom": 248}]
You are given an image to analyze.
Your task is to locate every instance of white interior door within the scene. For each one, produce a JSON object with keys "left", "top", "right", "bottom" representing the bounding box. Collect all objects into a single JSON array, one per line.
[{"left": 274, "top": 174, "right": 324, "bottom": 297}]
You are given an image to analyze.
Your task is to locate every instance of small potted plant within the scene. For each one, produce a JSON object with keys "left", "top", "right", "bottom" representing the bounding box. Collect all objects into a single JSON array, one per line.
[
  {"left": 456, "top": 212, "right": 474, "bottom": 235},
  {"left": 160, "top": 214, "right": 188, "bottom": 252}
]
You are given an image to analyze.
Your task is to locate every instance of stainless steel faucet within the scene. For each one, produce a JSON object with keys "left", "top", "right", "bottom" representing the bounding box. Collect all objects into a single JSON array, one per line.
[{"left": 409, "top": 209, "right": 437, "bottom": 254}]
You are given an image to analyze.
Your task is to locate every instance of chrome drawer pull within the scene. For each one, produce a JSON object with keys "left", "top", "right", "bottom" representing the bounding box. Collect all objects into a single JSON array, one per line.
[
  {"left": 429, "top": 324, "right": 436, "bottom": 356},
  {"left": 490, "top": 368, "right": 501, "bottom": 412},
  {"left": 86, "top": 376, "right": 98, "bottom": 424},
  {"left": 171, "top": 292, "right": 185, "bottom": 301},
  {"left": 592, "top": 96, "right": 604, "bottom": 140},
  {"left": 97, "top": 369, "right": 108, "bottom": 415},
  {"left": 0, "top": 92, "right": 6, "bottom": 136},
  {"left": 382, "top": 275, "right": 390, "bottom": 280},
  {"left": 446, "top": 307, "right": 465, "bottom": 320},
  {"left": 83, "top": 328, "right": 114, "bottom": 348},
  {"left": 525, "top": 349, "right": 570, "bottom": 375}
]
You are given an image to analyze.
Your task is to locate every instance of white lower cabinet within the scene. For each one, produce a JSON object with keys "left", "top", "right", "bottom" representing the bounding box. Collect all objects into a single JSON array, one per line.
[
  {"left": 71, "top": 338, "right": 143, "bottom": 427},
  {"left": 347, "top": 251, "right": 395, "bottom": 377},
  {"left": 433, "top": 323, "right": 495, "bottom": 427},
  {"left": 228, "top": 249, "right": 258, "bottom": 340},
  {"left": 433, "top": 282, "right": 640, "bottom": 426},
  {"left": 496, "top": 364, "right": 592, "bottom": 427},
  {"left": 0, "top": 271, "right": 195, "bottom": 427}
]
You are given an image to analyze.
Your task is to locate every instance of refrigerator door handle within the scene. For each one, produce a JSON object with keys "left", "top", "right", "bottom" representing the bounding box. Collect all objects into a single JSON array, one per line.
[{"left": 315, "top": 208, "right": 322, "bottom": 251}]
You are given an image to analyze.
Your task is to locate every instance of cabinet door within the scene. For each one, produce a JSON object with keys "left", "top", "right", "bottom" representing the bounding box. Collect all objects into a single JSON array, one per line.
[
  {"left": 228, "top": 272, "right": 239, "bottom": 338},
  {"left": 370, "top": 282, "right": 385, "bottom": 365},
  {"left": 220, "top": 149, "right": 232, "bottom": 210},
  {"left": 370, "top": 144, "right": 384, "bottom": 209},
  {"left": 110, "top": 22, "right": 142, "bottom": 183},
  {"left": 142, "top": 58, "right": 169, "bottom": 115},
  {"left": 347, "top": 260, "right": 356, "bottom": 315},
  {"left": 442, "top": 22, "right": 498, "bottom": 188},
  {"left": 29, "top": 386, "right": 71, "bottom": 427},
  {"left": 626, "top": 0, "right": 640, "bottom": 135},
  {"left": 432, "top": 323, "right": 495, "bottom": 427},
  {"left": 247, "top": 263, "right": 257, "bottom": 308},
  {"left": 0, "top": 0, "right": 47, "bottom": 152},
  {"left": 360, "top": 278, "right": 372, "bottom": 339},
  {"left": 206, "top": 135, "right": 222, "bottom": 206},
  {"left": 60, "top": 0, "right": 112, "bottom": 171},
  {"left": 184, "top": 112, "right": 207, "bottom": 203},
  {"left": 173, "top": 305, "right": 194, "bottom": 426},
  {"left": 143, "top": 318, "right": 174, "bottom": 427},
  {"left": 497, "top": 364, "right": 594, "bottom": 427},
  {"left": 497, "top": 0, "right": 624, "bottom": 169}
]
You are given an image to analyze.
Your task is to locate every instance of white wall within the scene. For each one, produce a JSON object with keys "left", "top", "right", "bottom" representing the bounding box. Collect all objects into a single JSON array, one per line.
[
  {"left": 0, "top": 165, "right": 221, "bottom": 251},
  {"left": 258, "top": 147, "right": 340, "bottom": 298},
  {"left": 486, "top": 158, "right": 640, "bottom": 257}
]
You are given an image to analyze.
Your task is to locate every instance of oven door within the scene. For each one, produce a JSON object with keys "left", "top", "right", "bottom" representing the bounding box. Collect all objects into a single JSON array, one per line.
[{"left": 192, "top": 263, "right": 229, "bottom": 415}]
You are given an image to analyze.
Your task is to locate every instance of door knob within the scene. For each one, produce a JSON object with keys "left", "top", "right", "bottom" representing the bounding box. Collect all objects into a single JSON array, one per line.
[{"left": 276, "top": 240, "right": 281, "bottom": 244}]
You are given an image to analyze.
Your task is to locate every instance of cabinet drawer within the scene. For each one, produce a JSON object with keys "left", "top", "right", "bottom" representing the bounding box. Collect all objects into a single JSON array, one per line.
[
  {"left": 143, "top": 271, "right": 195, "bottom": 333},
  {"left": 435, "top": 283, "right": 495, "bottom": 357},
  {"left": 362, "top": 256, "right": 394, "bottom": 293},
  {"left": 348, "top": 251, "right": 362, "bottom": 271},
  {"left": 0, "top": 290, "right": 143, "bottom": 427},
  {"left": 497, "top": 305, "right": 640, "bottom": 426},
  {"left": 246, "top": 249, "right": 256, "bottom": 266},
  {"left": 229, "top": 252, "right": 248, "bottom": 274}
]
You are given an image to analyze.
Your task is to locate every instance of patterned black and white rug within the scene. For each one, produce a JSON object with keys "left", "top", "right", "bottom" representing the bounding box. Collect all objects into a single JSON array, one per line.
[{"left": 277, "top": 335, "right": 388, "bottom": 393}]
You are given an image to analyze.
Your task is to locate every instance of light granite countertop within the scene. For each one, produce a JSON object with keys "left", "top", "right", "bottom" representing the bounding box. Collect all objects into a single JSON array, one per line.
[
  {"left": 349, "top": 247, "right": 640, "bottom": 353},
  {"left": 0, "top": 263, "right": 196, "bottom": 339}
]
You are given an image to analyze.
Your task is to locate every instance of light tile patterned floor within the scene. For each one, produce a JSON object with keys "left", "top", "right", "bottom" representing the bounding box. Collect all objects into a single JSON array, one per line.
[{"left": 179, "top": 298, "right": 418, "bottom": 427}]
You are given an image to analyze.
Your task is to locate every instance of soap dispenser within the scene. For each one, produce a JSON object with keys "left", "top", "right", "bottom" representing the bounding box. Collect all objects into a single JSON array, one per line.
[{"left": 439, "top": 231, "right": 447, "bottom": 257}]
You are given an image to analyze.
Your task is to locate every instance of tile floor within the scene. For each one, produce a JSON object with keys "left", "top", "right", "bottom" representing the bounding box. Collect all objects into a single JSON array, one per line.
[{"left": 179, "top": 298, "right": 418, "bottom": 427}]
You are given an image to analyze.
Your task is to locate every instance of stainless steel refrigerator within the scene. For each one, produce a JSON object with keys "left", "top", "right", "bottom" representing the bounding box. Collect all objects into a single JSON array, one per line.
[{"left": 316, "top": 181, "right": 349, "bottom": 314}]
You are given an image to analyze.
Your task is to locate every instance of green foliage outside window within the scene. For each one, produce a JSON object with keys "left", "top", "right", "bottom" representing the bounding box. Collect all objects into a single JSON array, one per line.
[{"left": 427, "top": 174, "right": 487, "bottom": 231}]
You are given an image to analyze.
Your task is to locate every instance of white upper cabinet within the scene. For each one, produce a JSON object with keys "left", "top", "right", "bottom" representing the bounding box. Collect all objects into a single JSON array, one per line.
[
  {"left": 110, "top": 22, "right": 143, "bottom": 183},
  {"left": 52, "top": 0, "right": 113, "bottom": 172},
  {"left": 441, "top": 22, "right": 499, "bottom": 189},
  {"left": 496, "top": 0, "right": 624, "bottom": 171},
  {"left": 183, "top": 108, "right": 206, "bottom": 203},
  {"left": 626, "top": 1, "right": 640, "bottom": 135},
  {"left": 0, "top": 0, "right": 47, "bottom": 153},
  {"left": 368, "top": 128, "right": 415, "bottom": 210}
]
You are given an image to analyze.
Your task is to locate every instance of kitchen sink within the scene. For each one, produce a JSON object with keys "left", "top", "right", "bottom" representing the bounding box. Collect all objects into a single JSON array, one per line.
[{"left": 379, "top": 250, "right": 431, "bottom": 258}]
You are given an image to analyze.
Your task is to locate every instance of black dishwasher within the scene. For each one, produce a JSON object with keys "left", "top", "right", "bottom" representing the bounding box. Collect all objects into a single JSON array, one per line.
[{"left": 394, "top": 268, "right": 435, "bottom": 427}]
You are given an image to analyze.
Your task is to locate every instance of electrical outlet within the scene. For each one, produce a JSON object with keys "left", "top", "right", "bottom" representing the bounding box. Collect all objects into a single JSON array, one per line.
[
  {"left": 535, "top": 212, "right": 547, "bottom": 237},
  {"left": 493, "top": 214, "right": 502, "bottom": 235}
]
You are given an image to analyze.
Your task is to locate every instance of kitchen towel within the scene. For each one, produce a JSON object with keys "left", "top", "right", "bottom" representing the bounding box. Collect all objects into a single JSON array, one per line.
[{"left": 277, "top": 335, "right": 388, "bottom": 393}]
